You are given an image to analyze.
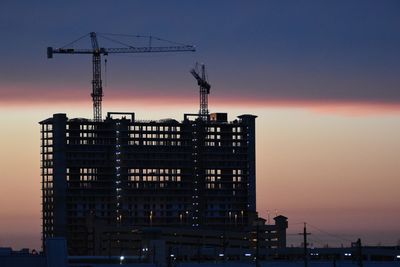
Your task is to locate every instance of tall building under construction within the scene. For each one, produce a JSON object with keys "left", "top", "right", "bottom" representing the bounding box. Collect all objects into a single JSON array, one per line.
[
  {"left": 40, "top": 111, "right": 287, "bottom": 256},
  {"left": 41, "top": 32, "right": 287, "bottom": 260}
]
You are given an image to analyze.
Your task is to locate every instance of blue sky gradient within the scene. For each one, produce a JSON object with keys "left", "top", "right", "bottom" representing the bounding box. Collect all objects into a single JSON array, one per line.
[{"left": 1, "top": 0, "right": 400, "bottom": 104}]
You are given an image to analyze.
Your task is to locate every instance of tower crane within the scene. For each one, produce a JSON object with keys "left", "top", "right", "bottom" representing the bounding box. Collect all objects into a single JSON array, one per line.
[
  {"left": 190, "top": 63, "right": 211, "bottom": 119},
  {"left": 47, "top": 32, "right": 196, "bottom": 121}
]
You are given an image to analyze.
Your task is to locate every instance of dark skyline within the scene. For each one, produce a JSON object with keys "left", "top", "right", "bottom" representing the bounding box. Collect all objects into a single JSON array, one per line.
[{"left": 0, "top": 1, "right": 399, "bottom": 250}]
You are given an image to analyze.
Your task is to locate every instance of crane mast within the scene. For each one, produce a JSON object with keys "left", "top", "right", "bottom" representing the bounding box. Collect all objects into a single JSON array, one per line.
[
  {"left": 190, "top": 63, "right": 211, "bottom": 119},
  {"left": 48, "top": 32, "right": 195, "bottom": 121},
  {"left": 90, "top": 32, "right": 104, "bottom": 122}
]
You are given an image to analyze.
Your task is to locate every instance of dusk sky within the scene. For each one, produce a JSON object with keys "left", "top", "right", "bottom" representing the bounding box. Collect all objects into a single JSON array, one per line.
[{"left": 0, "top": 1, "right": 399, "bottom": 249}]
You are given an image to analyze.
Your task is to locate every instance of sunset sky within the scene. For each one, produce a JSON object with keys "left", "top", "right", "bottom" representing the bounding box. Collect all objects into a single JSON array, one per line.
[{"left": 0, "top": 1, "right": 399, "bottom": 249}]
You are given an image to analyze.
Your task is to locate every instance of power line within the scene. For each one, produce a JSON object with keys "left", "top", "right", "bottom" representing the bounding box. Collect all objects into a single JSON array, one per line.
[{"left": 307, "top": 223, "right": 354, "bottom": 243}]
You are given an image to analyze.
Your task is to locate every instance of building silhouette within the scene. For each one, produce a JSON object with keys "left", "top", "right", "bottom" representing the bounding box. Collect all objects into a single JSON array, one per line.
[{"left": 40, "top": 111, "right": 287, "bottom": 256}]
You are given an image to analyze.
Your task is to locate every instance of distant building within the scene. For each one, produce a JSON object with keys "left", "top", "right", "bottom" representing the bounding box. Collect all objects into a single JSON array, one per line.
[
  {"left": 40, "top": 111, "right": 287, "bottom": 255},
  {"left": 2, "top": 240, "right": 400, "bottom": 266},
  {"left": 0, "top": 247, "right": 44, "bottom": 267}
]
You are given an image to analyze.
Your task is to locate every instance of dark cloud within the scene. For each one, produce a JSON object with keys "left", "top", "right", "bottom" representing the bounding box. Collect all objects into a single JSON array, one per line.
[{"left": 1, "top": 0, "right": 400, "bottom": 104}]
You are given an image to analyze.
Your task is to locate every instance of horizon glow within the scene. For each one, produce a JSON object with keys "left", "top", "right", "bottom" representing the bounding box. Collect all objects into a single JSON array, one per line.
[{"left": 0, "top": 102, "right": 399, "bottom": 249}]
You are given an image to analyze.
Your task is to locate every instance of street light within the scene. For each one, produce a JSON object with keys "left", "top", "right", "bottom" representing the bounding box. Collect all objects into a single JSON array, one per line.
[{"left": 149, "top": 210, "right": 153, "bottom": 226}]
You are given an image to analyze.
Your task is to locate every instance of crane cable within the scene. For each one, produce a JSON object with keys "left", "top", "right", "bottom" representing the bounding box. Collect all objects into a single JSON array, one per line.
[
  {"left": 98, "top": 34, "right": 135, "bottom": 48},
  {"left": 60, "top": 33, "right": 90, "bottom": 49},
  {"left": 99, "top": 32, "right": 188, "bottom": 46},
  {"left": 104, "top": 55, "right": 108, "bottom": 87}
]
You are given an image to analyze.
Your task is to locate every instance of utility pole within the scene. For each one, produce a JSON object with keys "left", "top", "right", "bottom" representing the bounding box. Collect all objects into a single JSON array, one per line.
[
  {"left": 221, "top": 231, "right": 228, "bottom": 262},
  {"left": 256, "top": 222, "right": 260, "bottom": 267},
  {"left": 298, "top": 223, "right": 311, "bottom": 267},
  {"left": 356, "top": 238, "right": 363, "bottom": 267}
]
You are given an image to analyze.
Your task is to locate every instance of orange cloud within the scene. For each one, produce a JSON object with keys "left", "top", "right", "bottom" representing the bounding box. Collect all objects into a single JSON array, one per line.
[{"left": 1, "top": 84, "right": 400, "bottom": 116}]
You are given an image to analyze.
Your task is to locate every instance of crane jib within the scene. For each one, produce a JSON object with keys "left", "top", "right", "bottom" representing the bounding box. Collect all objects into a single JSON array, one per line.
[
  {"left": 47, "top": 33, "right": 195, "bottom": 121},
  {"left": 47, "top": 46, "right": 195, "bottom": 58}
]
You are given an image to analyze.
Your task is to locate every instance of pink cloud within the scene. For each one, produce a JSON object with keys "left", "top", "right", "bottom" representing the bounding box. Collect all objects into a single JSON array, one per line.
[{"left": 1, "top": 84, "right": 400, "bottom": 116}]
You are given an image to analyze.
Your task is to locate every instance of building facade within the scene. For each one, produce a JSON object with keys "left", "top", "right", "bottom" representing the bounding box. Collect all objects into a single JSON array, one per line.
[{"left": 40, "top": 111, "right": 285, "bottom": 255}]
